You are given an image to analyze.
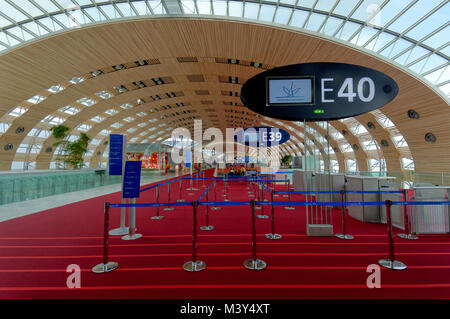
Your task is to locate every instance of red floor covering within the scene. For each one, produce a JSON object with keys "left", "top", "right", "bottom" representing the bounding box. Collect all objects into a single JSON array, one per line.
[{"left": 0, "top": 170, "right": 449, "bottom": 299}]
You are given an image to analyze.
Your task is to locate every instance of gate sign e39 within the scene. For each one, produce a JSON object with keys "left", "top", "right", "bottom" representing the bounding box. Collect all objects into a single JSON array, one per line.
[
  {"left": 240, "top": 62, "right": 399, "bottom": 121},
  {"left": 235, "top": 126, "right": 290, "bottom": 147}
]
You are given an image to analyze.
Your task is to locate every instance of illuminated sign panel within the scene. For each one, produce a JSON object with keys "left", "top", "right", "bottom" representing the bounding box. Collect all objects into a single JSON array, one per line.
[{"left": 241, "top": 62, "right": 398, "bottom": 121}]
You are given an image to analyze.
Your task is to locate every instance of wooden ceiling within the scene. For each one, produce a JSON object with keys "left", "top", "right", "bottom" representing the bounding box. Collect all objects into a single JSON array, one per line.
[{"left": 0, "top": 18, "right": 448, "bottom": 172}]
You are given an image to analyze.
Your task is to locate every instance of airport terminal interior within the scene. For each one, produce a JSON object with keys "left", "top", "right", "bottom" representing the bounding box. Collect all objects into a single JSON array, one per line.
[{"left": 0, "top": 0, "right": 449, "bottom": 300}]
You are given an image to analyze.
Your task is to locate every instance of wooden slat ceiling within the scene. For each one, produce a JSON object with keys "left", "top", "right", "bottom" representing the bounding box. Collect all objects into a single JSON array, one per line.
[{"left": 0, "top": 18, "right": 448, "bottom": 172}]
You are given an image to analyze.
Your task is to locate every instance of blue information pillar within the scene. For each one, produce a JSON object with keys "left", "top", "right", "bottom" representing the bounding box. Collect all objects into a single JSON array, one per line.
[
  {"left": 108, "top": 134, "right": 129, "bottom": 236},
  {"left": 109, "top": 134, "right": 125, "bottom": 176},
  {"left": 123, "top": 161, "right": 142, "bottom": 199},
  {"left": 121, "top": 161, "right": 142, "bottom": 241}
]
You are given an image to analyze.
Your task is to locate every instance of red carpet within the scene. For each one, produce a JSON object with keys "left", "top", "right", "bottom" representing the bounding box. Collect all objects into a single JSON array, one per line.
[{"left": 0, "top": 169, "right": 449, "bottom": 299}]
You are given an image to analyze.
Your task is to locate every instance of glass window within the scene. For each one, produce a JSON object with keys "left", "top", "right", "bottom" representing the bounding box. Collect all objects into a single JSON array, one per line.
[
  {"left": 305, "top": 13, "right": 327, "bottom": 32},
  {"left": 212, "top": 0, "right": 227, "bottom": 16},
  {"left": 259, "top": 5, "right": 276, "bottom": 22},
  {"left": 229, "top": 1, "right": 243, "bottom": 17},
  {"left": 274, "top": 7, "right": 292, "bottom": 25},
  {"left": 244, "top": 2, "right": 259, "bottom": 19}
]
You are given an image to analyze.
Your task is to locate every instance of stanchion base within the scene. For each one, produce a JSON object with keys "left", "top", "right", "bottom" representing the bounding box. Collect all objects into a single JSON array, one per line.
[
  {"left": 92, "top": 262, "right": 118, "bottom": 274},
  {"left": 398, "top": 233, "right": 419, "bottom": 240},
  {"left": 255, "top": 206, "right": 262, "bottom": 210},
  {"left": 224, "top": 199, "right": 230, "bottom": 202},
  {"left": 256, "top": 215, "right": 269, "bottom": 219},
  {"left": 248, "top": 194, "right": 255, "bottom": 197},
  {"left": 284, "top": 206, "right": 295, "bottom": 210},
  {"left": 200, "top": 225, "right": 215, "bottom": 231},
  {"left": 151, "top": 215, "right": 164, "bottom": 220},
  {"left": 109, "top": 227, "right": 129, "bottom": 236},
  {"left": 188, "top": 193, "right": 194, "bottom": 196},
  {"left": 243, "top": 259, "right": 267, "bottom": 271},
  {"left": 177, "top": 199, "right": 185, "bottom": 202},
  {"left": 378, "top": 259, "right": 407, "bottom": 270},
  {"left": 121, "top": 233, "right": 143, "bottom": 241},
  {"left": 283, "top": 195, "right": 289, "bottom": 197},
  {"left": 274, "top": 194, "right": 279, "bottom": 197},
  {"left": 164, "top": 207, "right": 174, "bottom": 211},
  {"left": 265, "top": 233, "right": 282, "bottom": 240},
  {"left": 183, "top": 260, "right": 206, "bottom": 272},
  {"left": 211, "top": 207, "right": 221, "bottom": 211},
  {"left": 335, "top": 233, "right": 354, "bottom": 240}
]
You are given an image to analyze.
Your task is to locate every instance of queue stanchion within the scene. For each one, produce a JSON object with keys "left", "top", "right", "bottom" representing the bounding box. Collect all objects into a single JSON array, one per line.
[
  {"left": 224, "top": 176, "right": 230, "bottom": 202},
  {"left": 243, "top": 199, "right": 267, "bottom": 270},
  {"left": 335, "top": 190, "right": 353, "bottom": 239},
  {"left": 255, "top": 182, "right": 262, "bottom": 210},
  {"left": 285, "top": 180, "right": 295, "bottom": 211},
  {"left": 398, "top": 189, "right": 418, "bottom": 240},
  {"left": 183, "top": 200, "right": 206, "bottom": 272},
  {"left": 273, "top": 177, "right": 279, "bottom": 197},
  {"left": 211, "top": 181, "right": 220, "bottom": 210},
  {"left": 200, "top": 189, "right": 214, "bottom": 231},
  {"left": 378, "top": 200, "right": 407, "bottom": 270},
  {"left": 257, "top": 182, "right": 268, "bottom": 219},
  {"left": 248, "top": 176, "right": 255, "bottom": 197},
  {"left": 283, "top": 179, "right": 289, "bottom": 197},
  {"left": 265, "top": 190, "right": 282, "bottom": 240},
  {"left": 202, "top": 172, "right": 206, "bottom": 188},
  {"left": 177, "top": 179, "right": 185, "bottom": 202},
  {"left": 164, "top": 182, "right": 174, "bottom": 211},
  {"left": 122, "top": 198, "right": 142, "bottom": 240},
  {"left": 151, "top": 184, "right": 163, "bottom": 220},
  {"left": 92, "top": 202, "right": 118, "bottom": 273},
  {"left": 109, "top": 198, "right": 129, "bottom": 235}
]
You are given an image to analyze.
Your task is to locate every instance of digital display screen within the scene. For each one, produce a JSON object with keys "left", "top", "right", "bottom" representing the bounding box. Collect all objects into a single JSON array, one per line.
[{"left": 267, "top": 77, "right": 314, "bottom": 106}]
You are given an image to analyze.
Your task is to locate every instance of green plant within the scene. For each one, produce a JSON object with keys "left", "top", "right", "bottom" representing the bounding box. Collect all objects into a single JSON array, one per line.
[
  {"left": 281, "top": 155, "right": 292, "bottom": 167},
  {"left": 51, "top": 125, "right": 90, "bottom": 169}
]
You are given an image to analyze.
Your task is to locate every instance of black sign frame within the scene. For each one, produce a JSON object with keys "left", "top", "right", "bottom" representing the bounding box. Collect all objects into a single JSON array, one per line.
[{"left": 241, "top": 62, "right": 399, "bottom": 121}]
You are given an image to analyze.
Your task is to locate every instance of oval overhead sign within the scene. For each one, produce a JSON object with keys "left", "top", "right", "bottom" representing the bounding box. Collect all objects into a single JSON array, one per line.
[
  {"left": 235, "top": 126, "right": 290, "bottom": 147},
  {"left": 240, "top": 62, "right": 399, "bottom": 121}
]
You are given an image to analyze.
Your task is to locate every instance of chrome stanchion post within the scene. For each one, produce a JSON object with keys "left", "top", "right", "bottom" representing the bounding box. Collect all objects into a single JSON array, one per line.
[
  {"left": 283, "top": 178, "right": 289, "bottom": 197},
  {"left": 122, "top": 198, "right": 142, "bottom": 240},
  {"left": 152, "top": 184, "right": 164, "bottom": 220},
  {"left": 164, "top": 182, "right": 174, "bottom": 211},
  {"left": 335, "top": 190, "right": 353, "bottom": 239},
  {"left": 211, "top": 181, "right": 220, "bottom": 210},
  {"left": 379, "top": 200, "right": 407, "bottom": 270},
  {"left": 243, "top": 200, "right": 267, "bottom": 270},
  {"left": 224, "top": 176, "right": 230, "bottom": 202},
  {"left": 109, "top": 198, "right": 129, "bottom": 235},
  {"left": 202, "top": 172, "right": 206, "bottom": 188},
  {"left": 257, "top": 182, "right": 268, "bottom": 219},
  {"left": 398, "top": 189, "right": 418, "bottom": 240},
  {"left": 255, "top": 181, "right": 262, "bottom": 210},
  {"left": 285, "top": 180, "right": 295, "bottom": 210},
  {"left": 92, "top": 202, "right": 118, "bottom": 273},
  {"left": 177, "top": 179, "right": 185, "bottom": 202},
  {"left": 183, "top": 200, "right": 206, "bottom": 272},
  {"left": 200, "top": 190, "right": 214, "bottom": 231},
  {"left": 265, "top": 190, "right": 282, "bottom": 240}
]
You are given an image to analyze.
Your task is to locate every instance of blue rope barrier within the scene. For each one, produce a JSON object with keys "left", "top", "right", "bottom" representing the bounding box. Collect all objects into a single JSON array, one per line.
[
  {"left": 110, "top": 201, "right": 192, "bottom": 208},
  {"left": 392, "top": 201, "right": 450, "bottom": 206},
  {"left": 275, "top": 190, "right": 341, "bottom": 195},
  {"left": 197, "top": 201, "right": 251, "bottom": 206},
  {"left": 197, "top": 182, "right": 216, "bottom": 202},
  {"left": 255, "top": 201, "right": 386, "bottom": 206},
  {"left": 345, "top": 190, "right": 403, "bottom": 194},
  {"left": 108, "top": 200, "right": 450, "bottom": 208}
]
